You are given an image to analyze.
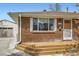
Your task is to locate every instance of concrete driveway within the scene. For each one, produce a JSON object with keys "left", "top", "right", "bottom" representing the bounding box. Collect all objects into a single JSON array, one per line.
[{"left": 8, "top": 49, "right": 30, "bottom": 56}]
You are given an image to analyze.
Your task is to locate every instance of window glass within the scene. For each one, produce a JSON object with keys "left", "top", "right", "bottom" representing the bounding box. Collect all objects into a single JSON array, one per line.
[
  {"left": 33, "top": 18, "right": 38, "bottom": 30},
  {"left": 39, "top": 18, "right": 48, "bottom": 31},
  {"left": 63, "top": 29, "right": 72, "bottom": 40},
  {"left": 49, "top": 19, "right": 55, "bottom": 30},
  {"left": 32, "top": 18, "right": 56, "bottom": 32}
]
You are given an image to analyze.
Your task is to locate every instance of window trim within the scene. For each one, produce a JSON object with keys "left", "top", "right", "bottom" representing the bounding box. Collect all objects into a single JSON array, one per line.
[{"left": 30, "top": 18, "right": 57, "bottom": 32}]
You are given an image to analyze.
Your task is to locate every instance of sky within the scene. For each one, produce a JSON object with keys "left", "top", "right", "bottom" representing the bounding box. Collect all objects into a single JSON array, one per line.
[{"left": 0, "top": 3, "right": 78, "bottom": 22}]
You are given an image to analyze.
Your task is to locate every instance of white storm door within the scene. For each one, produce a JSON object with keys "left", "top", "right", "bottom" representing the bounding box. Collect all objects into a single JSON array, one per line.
[{"left": 63, "top": 19, "right": 72, "bottom": 40}]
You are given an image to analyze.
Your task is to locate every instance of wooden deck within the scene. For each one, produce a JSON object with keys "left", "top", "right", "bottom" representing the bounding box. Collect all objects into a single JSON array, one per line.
[{"left": 16, "top": 40, "right": 79, "bottom": 56}]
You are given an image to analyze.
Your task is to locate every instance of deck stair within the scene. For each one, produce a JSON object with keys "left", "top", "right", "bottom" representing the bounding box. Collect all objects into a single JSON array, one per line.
[{"left": 16, "top": 41, "right": 79, "bottom": 56}]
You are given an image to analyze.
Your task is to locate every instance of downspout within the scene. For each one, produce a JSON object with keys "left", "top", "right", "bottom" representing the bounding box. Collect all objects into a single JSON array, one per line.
[{"left": 17, "top": 14, "right": 21, "bottom": 44}]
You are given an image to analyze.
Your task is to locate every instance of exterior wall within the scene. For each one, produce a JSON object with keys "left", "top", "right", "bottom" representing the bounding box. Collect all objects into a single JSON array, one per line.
[
  {"left": 9, "top": 12, "right": 79, "bottom": 43},
  {"left": 72, "top": 19, "right": 79, "bottom": 40},
  {"left": 21, "top": 17, "right": 79, "bottom": 43},
  {"left": 21, "top": 17, "right": 63, "bottom": 43}
]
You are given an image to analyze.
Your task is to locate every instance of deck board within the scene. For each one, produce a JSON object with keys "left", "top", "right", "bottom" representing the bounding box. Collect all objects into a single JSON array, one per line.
[{"left": 16, "top": 40, "right": 79, "bottom": 56}]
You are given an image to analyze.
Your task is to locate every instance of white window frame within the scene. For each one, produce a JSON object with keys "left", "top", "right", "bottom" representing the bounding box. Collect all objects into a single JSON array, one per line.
[{"left": 30, "top": 18, "right": 57, "bottom": 32}]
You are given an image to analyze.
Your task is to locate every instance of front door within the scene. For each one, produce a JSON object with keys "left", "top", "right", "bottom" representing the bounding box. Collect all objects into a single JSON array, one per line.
[{"left": 63, "top": 19, "right": 72, "bottom": 40}]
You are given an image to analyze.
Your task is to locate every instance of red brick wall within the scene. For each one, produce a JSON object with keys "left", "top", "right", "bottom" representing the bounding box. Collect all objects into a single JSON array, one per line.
[{"left": 21, "top": 17, "right": 63, "bottom": 43}]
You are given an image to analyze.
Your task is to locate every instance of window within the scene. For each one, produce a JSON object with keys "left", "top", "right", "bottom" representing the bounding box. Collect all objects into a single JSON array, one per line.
[
  {"left": 31, "top": 18, "right": 56, "bottom": 32},
  {"left": 49, "top": 19, "right": 55, "bottom": 30},
  {"left": 39, "top": 18, "right": 48, "bottom": 31},
  {"left": 33, "top": 18, "right": 38, "bottom": 30},
  {"left": 63, "top": 29, "right": 72, "bottom": 40},
  {"left": 0, "top": 27, "right": 13, "bottom": 38}
]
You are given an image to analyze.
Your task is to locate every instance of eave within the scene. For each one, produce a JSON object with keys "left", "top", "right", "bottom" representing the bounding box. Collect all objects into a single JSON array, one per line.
[{"left": 8, "top": 11, "right": 79, "bottom": 23}]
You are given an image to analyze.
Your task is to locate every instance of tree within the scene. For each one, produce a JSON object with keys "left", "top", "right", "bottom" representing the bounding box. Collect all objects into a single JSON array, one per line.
[
  {"left": 49, "top": 3, "right": 61, "bottom": 12},
  {"left": 75, "top": 3, "right": 79, "bottom": 12}
]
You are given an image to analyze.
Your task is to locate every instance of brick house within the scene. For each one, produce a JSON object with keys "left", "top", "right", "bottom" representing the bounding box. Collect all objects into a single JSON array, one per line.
[
  {"left": 8, "top": 11, "right": 79, "bottom": 55},
  {"left": 8, "top": 11, "right": 79, "bottom": 43}
]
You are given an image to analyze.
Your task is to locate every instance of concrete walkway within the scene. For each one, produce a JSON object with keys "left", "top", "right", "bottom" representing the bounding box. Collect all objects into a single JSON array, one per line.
[
  {"left": 8, "top": 49, "right": 30, "bottom": 56},
  {"left": 8, "top": 49, "right": 79, "bottom": 56}
]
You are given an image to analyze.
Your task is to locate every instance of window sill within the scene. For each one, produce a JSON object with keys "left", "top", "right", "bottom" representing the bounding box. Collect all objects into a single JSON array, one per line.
[{"left": 30, "top": 30, "right": 56, "bottom": 33}]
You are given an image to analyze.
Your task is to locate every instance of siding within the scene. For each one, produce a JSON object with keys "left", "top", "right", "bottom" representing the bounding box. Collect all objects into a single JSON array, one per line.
[
  {"left": 72, "top": 19, "right": 79, "bottom": 40},
  {"left": 21, "top": 17, "right": 63, "bottom": 43}
]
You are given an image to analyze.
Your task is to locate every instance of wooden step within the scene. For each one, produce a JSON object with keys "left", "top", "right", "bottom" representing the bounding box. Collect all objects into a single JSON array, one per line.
[
  {"left": 16, "top": 45, "right": 25, "bottom": 51},
  {"left": 16, "top": 41, "right": 79, "bottom": 56},
  {"left": 24, "top": 48, "right": 68, "bottom": 56},
  {"left": 22, "top": 41, "right": 78, "bottom": 48}
]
